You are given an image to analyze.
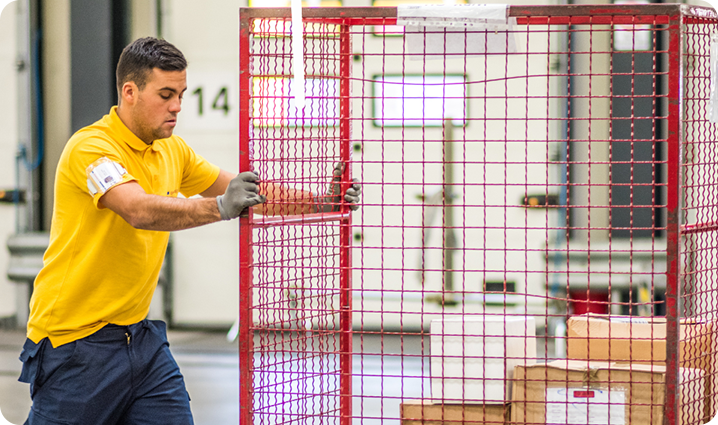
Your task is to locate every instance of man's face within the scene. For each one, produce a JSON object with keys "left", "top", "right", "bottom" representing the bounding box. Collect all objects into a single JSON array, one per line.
[{"left": 131, "top": 68, "right": 187, "bottom": 143}]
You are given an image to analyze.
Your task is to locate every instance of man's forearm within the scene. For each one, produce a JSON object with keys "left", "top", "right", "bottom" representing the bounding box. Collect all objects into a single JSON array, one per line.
[
  {"left": 125, "top": 195, "right": 220, "bottom": 231},
  {"left": 128, "top": 195, "right": 221, "bottom": 231},
  {"left": 104, "top": 187, "right": 222, "bottom": 231},
  {"left": 255, "top": 182, "right": 314, "bottom": 216},
  {"left": 254, "top": 183, "right": 341, "bottom": 216}
]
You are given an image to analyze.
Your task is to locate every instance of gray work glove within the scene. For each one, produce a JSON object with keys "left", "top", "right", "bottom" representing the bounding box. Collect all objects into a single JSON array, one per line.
[
  {"left": 216, "top": 171, "right": 267, "bottom": 220},
  {"left": 345, "top": 180, "right": 361, "bottom": 211},
  {"left": 317, "top": 163, "right": 362, "bottom": 212}
]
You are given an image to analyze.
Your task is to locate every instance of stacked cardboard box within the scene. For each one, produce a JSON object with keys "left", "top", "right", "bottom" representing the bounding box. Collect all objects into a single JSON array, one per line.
[
  {"left": 400, "top": 401, "right": 508, "bottom": 425},
  {"left": 566, "top": 314, "right": 717, "bottom": 422},
  {"left": 511, "top": 360, "right": 705, "bottom": 425},
  {"left": 430, "top": 316, "right": 536, "bottom": 403},
  {"left": 401, "top": 316, "right": 533, "bottom": 425},
  {"left": 413, "top": 314, "right": 713, "bottom": 424}
]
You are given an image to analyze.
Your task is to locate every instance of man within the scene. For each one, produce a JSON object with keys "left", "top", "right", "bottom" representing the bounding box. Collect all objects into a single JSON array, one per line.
[{"left": 18, "top": 37, "right": 360, "bottom": 424}]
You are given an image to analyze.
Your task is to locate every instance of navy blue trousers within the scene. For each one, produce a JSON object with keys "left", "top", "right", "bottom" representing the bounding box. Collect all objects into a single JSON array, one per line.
[{"left": 18, "top": 320, "right": 193, "bottom": 425}]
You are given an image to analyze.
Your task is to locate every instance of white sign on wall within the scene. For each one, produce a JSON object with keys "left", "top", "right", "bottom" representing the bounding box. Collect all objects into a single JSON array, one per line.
[{"left": 181, "top": 71, "right": 238, "bottom": 131}]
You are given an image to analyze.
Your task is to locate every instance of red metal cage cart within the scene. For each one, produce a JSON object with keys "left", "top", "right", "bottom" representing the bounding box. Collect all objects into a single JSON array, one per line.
[{"left": 239, "top": 4, "right": 718, "bottom": 424}]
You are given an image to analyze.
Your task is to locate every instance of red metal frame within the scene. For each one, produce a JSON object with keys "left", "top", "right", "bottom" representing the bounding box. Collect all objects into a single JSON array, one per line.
[
  {"left": 338, "top": 21, "right": 353, "bottom": 425},
  {"left": 238, "top": 10, "right": 253, "bottom": 425},
  {"left": 239, "top": 4, "right": 718, "bottom": 424},
  {"left": 664, "top": 9, "right": 683, "bottom": 425}
]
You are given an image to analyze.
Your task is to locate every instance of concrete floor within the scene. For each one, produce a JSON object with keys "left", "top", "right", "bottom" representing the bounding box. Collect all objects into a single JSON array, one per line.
[
  {"left": 1, "top": 329, "right": 551, "bottom": 424},
  {"left": 0, "top": 330, "right": 444, "bottom": 425},
  {"left": 249, "top": 332, "right": 550, "bottom": 424},
  {"left": 0, "top": 328, "right": 239, "bottom": 425}
]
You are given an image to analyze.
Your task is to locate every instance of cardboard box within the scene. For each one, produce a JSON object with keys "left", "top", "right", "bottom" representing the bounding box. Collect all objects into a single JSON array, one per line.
[
  {"left": 566, "top": 314, "right": 713, "bottom": 363},
  {"left": 431, "top": 316, "right": 536, "bottom": 403},
  {"left": 566, "top": 314, "right": 717, "bottom": 421},
  {"left": 511, "top": 360, "right": 704, "bottom": 425},
  {"left": 401, "top": 400, "right": 508, "bottom": 425}
]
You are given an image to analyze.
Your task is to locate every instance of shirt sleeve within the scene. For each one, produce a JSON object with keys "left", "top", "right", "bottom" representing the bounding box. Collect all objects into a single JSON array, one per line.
[
  {"left": 176, "top": 136, "right": 221, "bottom": 197},
  {"left": 62, "top": 136, "right": 138, "bottom": 209}
]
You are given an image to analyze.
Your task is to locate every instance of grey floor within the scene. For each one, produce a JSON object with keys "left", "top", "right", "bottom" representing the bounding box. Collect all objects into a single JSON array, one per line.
[
  {"left": 0, "top": 328, "right": 240, "bottom": 425},
  {"left": 1, "top": 329, "right": 551, "bottom": 425},
  {"left": 0, "top": 330, "right": 439, "bottom": 425},
  {"left": 247, "top": 332, "right": 550, "bottom": 425}
]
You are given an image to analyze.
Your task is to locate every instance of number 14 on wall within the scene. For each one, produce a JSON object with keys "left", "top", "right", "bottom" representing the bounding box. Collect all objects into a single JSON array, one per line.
[
  {"left": 179, "top": 71, "right": 238, "bottom": 132},
  {"left": 193, "top": 86, "right": 229, "bottom": 116}
]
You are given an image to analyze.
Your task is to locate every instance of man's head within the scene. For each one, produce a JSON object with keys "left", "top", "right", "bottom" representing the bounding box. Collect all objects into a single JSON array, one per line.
[
  {"left": 116, "top": 37, "right": 188, "bottom": 144},
  {"left": 116, "top": 37, "right": 187, "bottom": 94}
]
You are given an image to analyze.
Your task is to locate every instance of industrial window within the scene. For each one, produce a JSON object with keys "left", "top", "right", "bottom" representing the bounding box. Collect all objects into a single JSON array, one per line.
[
  {"left": 372, "top": 74, "right": 466, "bottom": 127},
  {"left": 252, "top": 77, "right": 339, "bottom": 127}
]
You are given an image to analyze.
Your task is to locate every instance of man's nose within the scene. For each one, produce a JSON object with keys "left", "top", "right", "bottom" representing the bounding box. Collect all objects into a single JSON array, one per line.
[{"left": 169, "top": 97, "right": 182, "bottom": 113}]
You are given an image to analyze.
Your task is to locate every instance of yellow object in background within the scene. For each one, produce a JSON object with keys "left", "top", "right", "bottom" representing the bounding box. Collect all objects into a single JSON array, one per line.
[{"left": 637, "top": 281, "right": 651, "bottom": 317}]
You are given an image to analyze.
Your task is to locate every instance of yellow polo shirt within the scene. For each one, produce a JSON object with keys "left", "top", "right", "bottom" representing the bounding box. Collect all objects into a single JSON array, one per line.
[{"left": 28, "top": 107, "right": 220, "bottom": 347}]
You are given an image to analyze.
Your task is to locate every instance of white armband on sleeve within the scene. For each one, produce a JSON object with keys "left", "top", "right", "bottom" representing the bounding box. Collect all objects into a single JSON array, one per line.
[{"left": 86, "top": 157, "right": 127, "bottom": 196}]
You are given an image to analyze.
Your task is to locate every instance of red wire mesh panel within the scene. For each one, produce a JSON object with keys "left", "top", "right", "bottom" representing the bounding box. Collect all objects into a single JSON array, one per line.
[
  {"left": 681, "top": 9, "right": 718, "bottom": 425},
  {"left": 239, "top": 10, "right": 352, "bottom": 424},
  {"left": 238, "top": 5, "right": 718, "bottom": 425}
]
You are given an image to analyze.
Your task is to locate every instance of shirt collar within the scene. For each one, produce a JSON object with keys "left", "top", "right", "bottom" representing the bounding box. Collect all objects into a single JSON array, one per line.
[{"left": 108, "top": 106, "right": 163, "bottom": 152}]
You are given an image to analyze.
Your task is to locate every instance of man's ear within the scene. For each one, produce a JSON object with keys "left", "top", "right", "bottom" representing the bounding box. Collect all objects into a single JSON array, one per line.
[{"left": 120, "top": 81, "right": 138, "bottom": 106}]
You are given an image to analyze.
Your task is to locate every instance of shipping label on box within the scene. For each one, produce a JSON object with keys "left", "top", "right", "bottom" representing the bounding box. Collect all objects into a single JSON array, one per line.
[{"left": 545, "top": 387, "right": 625, "bottom": 425}]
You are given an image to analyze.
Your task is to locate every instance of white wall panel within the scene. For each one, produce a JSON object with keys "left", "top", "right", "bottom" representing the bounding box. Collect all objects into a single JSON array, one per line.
[
  {"left": 0, "top": 1, "right": 19, "bottom": 317},
  {"left": 163, "top": 0, "right": 246, "bottom": 326},
  {"left": 162, "top": 0, "right": 567, "bottom": 328}
]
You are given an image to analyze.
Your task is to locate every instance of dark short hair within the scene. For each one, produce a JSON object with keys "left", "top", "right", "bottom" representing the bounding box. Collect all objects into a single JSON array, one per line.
[{"left": 116, "top": 37, "right": 187, "bottom": 93}]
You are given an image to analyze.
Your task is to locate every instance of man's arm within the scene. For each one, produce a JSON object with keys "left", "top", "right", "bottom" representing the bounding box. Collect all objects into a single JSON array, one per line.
[
  {"left": 200, "top": 169, "right": 235, "bottom": 198},
  {"left": 194, "top": 164, "right": 361, "bottom": 217},
  {"left": 246, "top": 163, "right": 360, "bottom": 216},
  {"left": 100, "top": 181, "right": 221, "bottom": 231},
  {"left": 197, "top": 170, "right": 294, "bottom": 217},
  {"left": 199, "top": 170, "right": 316, "bottom": 216},
  {"left": 101, "top": 170, "right": 266, "bottom": 230}
]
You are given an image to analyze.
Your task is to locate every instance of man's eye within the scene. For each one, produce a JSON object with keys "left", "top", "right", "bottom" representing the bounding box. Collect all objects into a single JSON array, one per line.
[{"left": 160, "top": 94, "right": 171, "bottom": 100}]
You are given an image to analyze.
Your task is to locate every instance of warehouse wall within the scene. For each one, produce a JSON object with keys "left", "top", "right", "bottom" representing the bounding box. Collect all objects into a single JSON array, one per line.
[
  {"left": 161, "top": 0, "right": 568, "bottom": 330},
  {"left": 161, "top": 0, "right": 246, "bottom": 326},
  {"left": 0, "top": 1, "right": 18, "bottom": 318},
  {"left": 3, "top": 0, "right": 716, "bottom": 327}
]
